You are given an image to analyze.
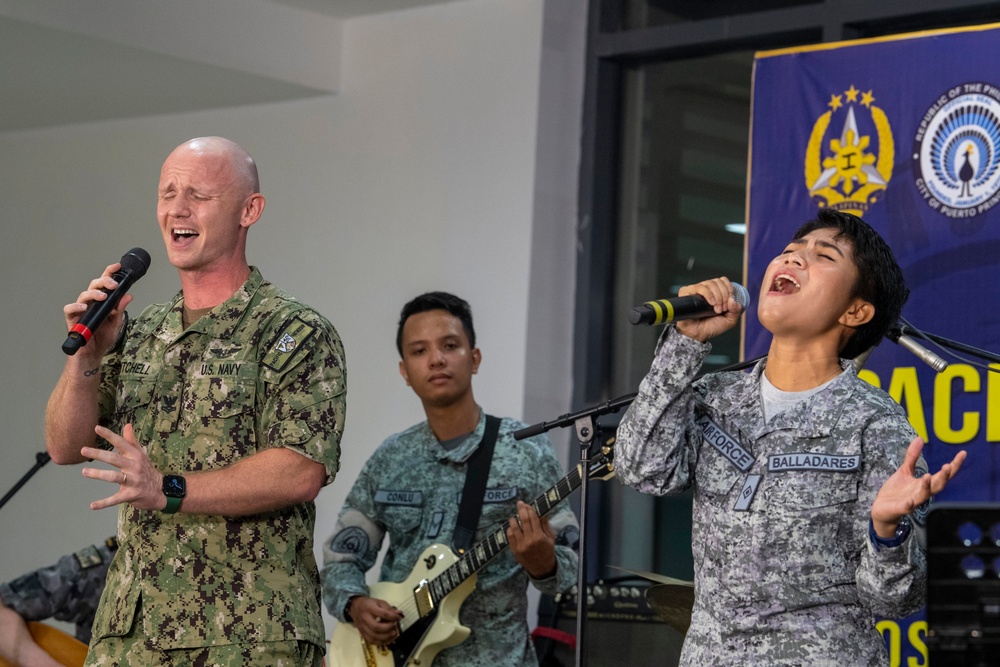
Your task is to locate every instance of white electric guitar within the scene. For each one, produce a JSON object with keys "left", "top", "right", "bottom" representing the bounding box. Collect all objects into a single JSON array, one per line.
[{"left": 328, "top": 444, "right": 615, "bottom": 667}]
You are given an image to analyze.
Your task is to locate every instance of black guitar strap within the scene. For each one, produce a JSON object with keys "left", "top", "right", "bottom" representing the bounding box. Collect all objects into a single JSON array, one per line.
[{"left": 453, "top": 415, "right": 501, "bottom": 554}]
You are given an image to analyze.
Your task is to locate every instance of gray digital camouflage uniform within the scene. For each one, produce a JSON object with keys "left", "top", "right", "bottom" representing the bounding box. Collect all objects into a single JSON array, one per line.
[
  {"left": 616, "top": 327, "right": 926, "bottom": 667},
  {"left": 0, "top": 538, "right": 117, "bottom": 643},
  {"left": 88, "top": 267, "right": 345, "bottom": 659},
  {"left": 322, "top": 411, "right": 580, "bottom": 667}
]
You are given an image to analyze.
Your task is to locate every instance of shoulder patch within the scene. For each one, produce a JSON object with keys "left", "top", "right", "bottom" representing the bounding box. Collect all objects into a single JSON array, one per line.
[
  {"left": 262, "top": 316, "right": 316, "bottom": 372},
  {"left": 329, "top": 527, "right": 369, "bottom": 556},
  {"left": 73, "top": 544, "right": 104, "bottom": 570}
]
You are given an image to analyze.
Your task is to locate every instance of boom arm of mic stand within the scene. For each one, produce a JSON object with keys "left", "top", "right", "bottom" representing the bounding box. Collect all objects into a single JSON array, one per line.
[{"left": 512, "top": 393, "right": 637, "bottom": 440}]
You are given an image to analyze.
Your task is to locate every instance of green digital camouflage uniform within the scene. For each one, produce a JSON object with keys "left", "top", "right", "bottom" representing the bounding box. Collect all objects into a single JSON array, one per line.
[
  {"left": 0, "top": 538, "right": 117, "bottom": 643},
  {"left": 321, "top": 412, "right": 580, "bottom": 667},
  {"left": 87, "top": 267, "right": 345, "bottom": 664},
  {"left": 616, "top": 327, "right": 927, "bottom": 667}
]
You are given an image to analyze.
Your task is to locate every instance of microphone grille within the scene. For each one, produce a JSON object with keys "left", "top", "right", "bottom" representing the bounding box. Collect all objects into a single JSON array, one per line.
[
  {"left": 120, "top": 247, "right": 151, "bottom": 279},
  {"left": 732, "top": 282, "right": 750, "bottom": 310}
]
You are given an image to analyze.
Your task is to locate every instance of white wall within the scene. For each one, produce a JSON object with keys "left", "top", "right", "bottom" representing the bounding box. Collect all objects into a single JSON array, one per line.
[{"left": 0, "top": 0, "right": 584, "bottom": 642}]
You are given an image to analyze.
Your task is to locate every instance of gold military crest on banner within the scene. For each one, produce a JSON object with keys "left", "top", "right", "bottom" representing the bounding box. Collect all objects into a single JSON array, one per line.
[{"left": 804, "top": 85, "right": 894, "bottom": 217}]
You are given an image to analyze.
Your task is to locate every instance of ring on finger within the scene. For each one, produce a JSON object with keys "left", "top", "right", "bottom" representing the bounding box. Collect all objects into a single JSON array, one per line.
[{"left": 121, "top": 472, "right": 127, "bottom": 486}]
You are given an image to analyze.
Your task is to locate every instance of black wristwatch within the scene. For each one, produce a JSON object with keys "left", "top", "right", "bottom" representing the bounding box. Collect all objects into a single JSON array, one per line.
[{"left": 162, "top": 474, "right": 186, "bottom": 514}]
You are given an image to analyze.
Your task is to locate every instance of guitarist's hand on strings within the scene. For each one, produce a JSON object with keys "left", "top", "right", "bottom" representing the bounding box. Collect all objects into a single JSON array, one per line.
[
  {"left": 507, "top": 501, "right": 557, "bottom": 579},
  {"left": 347, "top": 596, "right": 404, "bottom": 647}
]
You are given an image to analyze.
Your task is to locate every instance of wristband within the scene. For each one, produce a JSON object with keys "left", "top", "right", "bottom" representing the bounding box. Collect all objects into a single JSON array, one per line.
[
  {"left": 344, "top": 596, "right": 358, "bottom": 623},
  {"left": 163, "top": 495, "right": 183, "bottom": 514},
  {"left": 870, "top": 516, "right": 911, "bottom": 551}
]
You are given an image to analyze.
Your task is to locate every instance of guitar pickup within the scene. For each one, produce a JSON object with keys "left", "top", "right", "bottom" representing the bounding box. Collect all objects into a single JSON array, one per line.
[{"left": 414, "top": 580, "right": 435, "bottom": 617}]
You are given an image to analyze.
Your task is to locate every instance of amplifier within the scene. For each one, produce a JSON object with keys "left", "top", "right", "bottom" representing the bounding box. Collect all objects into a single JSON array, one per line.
[
  {"left": 553, "top": 580, "right": 661, "bottom": 621},
  {"left": 534, "top": 578, "right": 684, "bottom": 667}
]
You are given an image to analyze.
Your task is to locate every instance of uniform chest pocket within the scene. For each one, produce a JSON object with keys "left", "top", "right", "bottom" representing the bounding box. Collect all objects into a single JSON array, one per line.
[
  {"left": 181, "top": 375, "right": 258, "bottom": 463},
  {"left": 380, "top": 505, "right": 423, "bottom": 535},
  {"left": 762, "top": 469, "right": 859, "bottom": 511},
  {"left": 480, "top": 501, "right": 518, "bottom": 532},
  {"left": 694, "top": 443, "right": 743, "bottom": 500},
  {"left": 761, "top": 470, "right": 861, "bottom": 595},
  {"left": 117, "top": 375, "right": 157, "bottom": 413},
  {"left": 185, "top": 376, "right": 256, "bottom": 419},
  {"left": 112, "top": 375, "right": 158, "bottom": 441}
]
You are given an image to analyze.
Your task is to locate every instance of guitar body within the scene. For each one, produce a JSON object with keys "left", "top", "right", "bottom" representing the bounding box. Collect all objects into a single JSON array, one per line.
[
  {"left": 0, "top": 621, "right": 88, "bottom": 667},
  {"left": 329, "top": 544, "right": 477, "bottom": 667}
]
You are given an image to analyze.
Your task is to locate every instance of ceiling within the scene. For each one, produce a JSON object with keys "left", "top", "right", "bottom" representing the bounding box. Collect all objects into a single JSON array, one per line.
[
  {"left": 269, "top": 0, "right": 465, "bottom": 18},
  {"left": 0, "top": 0, "right": 463, "bottom": 133}
]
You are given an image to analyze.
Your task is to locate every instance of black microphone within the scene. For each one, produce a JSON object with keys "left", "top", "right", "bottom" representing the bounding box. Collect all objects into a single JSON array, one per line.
[
  {"left": 62, "top": 248, "right": 151, "bottom": 356},
  {"left": 629, "top": 283, "right": 750, "bottom": 326}
]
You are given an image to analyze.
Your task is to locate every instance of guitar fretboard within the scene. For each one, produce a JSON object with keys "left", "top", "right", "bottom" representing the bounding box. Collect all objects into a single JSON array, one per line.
[{"left": 426, "top": 462, "right": 587, "bottom": 604}]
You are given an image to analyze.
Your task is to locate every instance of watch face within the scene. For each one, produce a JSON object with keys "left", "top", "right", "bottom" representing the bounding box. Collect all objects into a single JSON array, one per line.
[{"left": 163, "top": 475, "right": 186, "bottom": 498}]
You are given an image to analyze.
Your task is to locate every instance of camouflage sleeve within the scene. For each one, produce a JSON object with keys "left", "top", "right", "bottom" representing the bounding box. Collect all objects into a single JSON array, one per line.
[
  {"left": 615, "top": 326, "right": 712, "bottom": 496},
  {"left": 523, "top": 434, "right": 580, "bottom": 596},
  {"left": 95, "top": 311, "right": 136, "bottom": 442},
  {"left": 0, "top": 542, "right": 112, "bottom": 630},
  {"left": 854, "top": 413, "right": 927, "bottom": 617},
  {"left": 259, "top": 307, "right": 347, "bottom": 484},
  {"left": 321, "top": 457, "right": 386, "bottom": 621}
]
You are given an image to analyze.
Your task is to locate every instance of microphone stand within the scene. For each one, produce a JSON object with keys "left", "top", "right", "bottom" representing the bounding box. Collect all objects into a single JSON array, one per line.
[
  {"left": 514, "top": 394, "right": 635, "bottom": 667},
  {"left": 895, "top": 323, "right": 1000, "bottom": 365},
  {"left": 0, "top": 451, "right": 51, "bottom": 512}
]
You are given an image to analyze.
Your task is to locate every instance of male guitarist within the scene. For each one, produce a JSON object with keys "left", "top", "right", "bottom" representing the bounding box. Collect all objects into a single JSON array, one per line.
[{"left": 322, "top": 291, "right": 579, "bottom": 667}]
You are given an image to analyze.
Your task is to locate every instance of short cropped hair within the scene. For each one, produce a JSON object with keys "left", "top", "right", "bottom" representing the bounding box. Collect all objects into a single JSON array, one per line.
[
  {"left": 793, "top": 209, "right": 909, "bottom": 359},
  {"left": 396, "top": 291, "right": 476, "bottom": 357}
]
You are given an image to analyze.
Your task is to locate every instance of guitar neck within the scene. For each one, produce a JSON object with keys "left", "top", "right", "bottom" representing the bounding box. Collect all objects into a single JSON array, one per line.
[{"left": 425, "top": 463, "right": 585, "bottom": 604}]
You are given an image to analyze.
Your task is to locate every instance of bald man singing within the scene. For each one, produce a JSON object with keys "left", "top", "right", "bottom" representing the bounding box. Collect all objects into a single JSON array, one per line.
[{"left": 46, "top": 137, "right": 347, "bottom": 666}]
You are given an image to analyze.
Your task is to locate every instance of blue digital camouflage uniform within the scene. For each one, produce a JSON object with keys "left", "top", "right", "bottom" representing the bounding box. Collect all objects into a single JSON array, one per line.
[
  {"left": 0, "top": 538, "right": 117, "bottom": 643},
  {"left": 616, "top": 327, "right": 926, "bottom": 667},
  {"left": 322, "top": 411, "right": 580, "bottom": 667},
  {"left": 88, "top": 268, "right": 345, "bottom": 660}
]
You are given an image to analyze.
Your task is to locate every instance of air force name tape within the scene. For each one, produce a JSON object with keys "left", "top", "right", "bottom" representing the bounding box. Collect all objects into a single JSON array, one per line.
[
  {"left": 696, "top": 414, "right": 755, "bottom": 472},
  {"left": 768, "top": 453, "right": 860, "bottom": 472}
]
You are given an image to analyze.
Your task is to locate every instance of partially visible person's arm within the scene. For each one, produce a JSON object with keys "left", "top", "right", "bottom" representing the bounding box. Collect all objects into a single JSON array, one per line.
[{"left": 0, "top": 601, "right": 62, "bottom": 667}]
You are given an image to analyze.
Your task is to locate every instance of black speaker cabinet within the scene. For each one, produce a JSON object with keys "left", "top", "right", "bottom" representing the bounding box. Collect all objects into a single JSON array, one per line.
[
  {"left": 927, "top": 503, "right": 1000, "bottom": 667},
  {"left": 534, "top": 578, "right": 685, "bottom": 667}
]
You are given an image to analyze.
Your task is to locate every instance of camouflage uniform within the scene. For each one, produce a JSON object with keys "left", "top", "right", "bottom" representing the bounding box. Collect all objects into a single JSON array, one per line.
[
  {"left": 0, "top": 538, "right": 117, "bottom": 643},
  {"left": 616, "top": 327, "right": 926, "bottom": 667},
  {"left": 322, "top": 411, "right": 579, "bottom": 667},
  {"left": 88, "top": 268, "right": 345, "bottom": 661}
]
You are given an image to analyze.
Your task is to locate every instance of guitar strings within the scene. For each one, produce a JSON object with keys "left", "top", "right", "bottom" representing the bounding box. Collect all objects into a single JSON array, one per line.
[{"left": 394, "top": 463, "right": 590, "bottom": 631}]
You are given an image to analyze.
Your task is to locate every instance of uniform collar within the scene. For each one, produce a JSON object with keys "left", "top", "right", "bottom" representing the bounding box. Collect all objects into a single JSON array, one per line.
[
  {"left": 156, "top": 267, "right": 265, "bottom": 342},
  {"left": 750, "top": 358, "right": 857, "bottom": 439},
  {"left": 428, "top": 409, "right": 487, "bottom": 464}
]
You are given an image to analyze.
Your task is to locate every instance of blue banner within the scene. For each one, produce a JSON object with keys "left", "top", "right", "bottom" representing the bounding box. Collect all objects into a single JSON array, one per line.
[{"left": 748, "top": 24, "right": 1000, "bottom": 664}]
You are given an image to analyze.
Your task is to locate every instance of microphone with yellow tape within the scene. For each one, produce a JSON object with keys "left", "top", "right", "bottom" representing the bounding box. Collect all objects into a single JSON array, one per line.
[{"left": 629, "top": 283, "right": 750, "bottom": 326}]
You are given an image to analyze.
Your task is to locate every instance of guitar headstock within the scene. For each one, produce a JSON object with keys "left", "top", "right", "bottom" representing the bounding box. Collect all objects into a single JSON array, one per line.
[{"left": 586, "top": 438, "right": 616, "bottom": 481}]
